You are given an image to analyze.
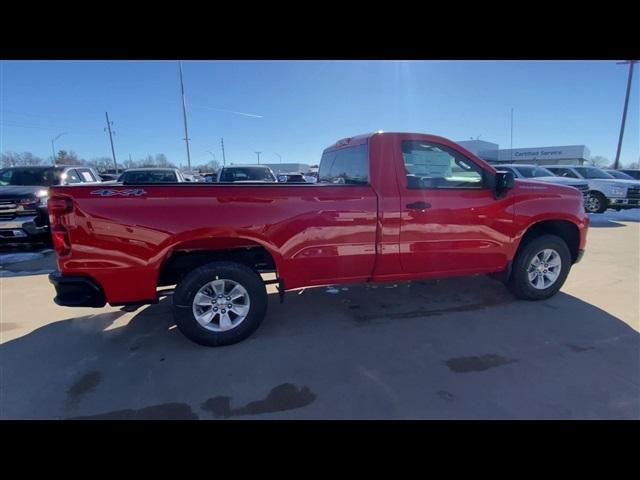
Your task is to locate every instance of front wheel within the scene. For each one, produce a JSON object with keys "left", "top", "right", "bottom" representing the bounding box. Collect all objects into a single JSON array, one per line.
[
  {"left": 507, "top": 234, "right": 572, "bottom": 301},
  {"left": 172, "top": 261, "right": 268, "bottom": 346},
  {"left": 585, "top": 192, "right": 608, "bottom": 214}
]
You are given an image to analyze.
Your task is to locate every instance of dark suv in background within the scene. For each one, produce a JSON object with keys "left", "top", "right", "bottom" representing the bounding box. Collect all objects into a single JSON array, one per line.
[{"left": 0, "top": 165, "right": 101, "bottom": 243}]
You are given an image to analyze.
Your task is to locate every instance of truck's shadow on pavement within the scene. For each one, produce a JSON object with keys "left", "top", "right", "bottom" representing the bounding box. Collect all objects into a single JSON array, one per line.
[{"left": 1, "top": 276, "right": 638, "bottom": 419}]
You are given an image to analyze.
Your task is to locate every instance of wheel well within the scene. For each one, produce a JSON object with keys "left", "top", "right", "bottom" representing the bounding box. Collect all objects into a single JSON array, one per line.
[
  {"left": 157, "top": 246, "right": 277, "bottom": 287},
  {"left": 518, "top": 220, "right": 580, "bottom": 263}
]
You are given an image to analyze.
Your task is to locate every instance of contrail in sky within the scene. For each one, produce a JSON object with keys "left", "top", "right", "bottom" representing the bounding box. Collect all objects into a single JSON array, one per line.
[{"left": 189, "top": 104, "right": 264, "bottom": 118}]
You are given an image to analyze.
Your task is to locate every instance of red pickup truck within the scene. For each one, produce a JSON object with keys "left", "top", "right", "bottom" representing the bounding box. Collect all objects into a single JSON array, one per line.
[{"left": 48, "top": 132, "right": 589, "bottom": 346}]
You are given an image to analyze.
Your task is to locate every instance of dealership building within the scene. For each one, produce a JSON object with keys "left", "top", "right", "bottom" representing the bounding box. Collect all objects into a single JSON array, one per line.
[{"left": 456, "top": 140, "right": 590, "bottom": 166}]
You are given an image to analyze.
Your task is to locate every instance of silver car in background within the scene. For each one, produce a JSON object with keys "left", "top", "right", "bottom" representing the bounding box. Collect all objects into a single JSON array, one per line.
[
  {"left": 546, "top": 165, "right": 640, "bottom": 213},
  {"left": 495, "top": 164, "right": 590, "bottom": 209}
]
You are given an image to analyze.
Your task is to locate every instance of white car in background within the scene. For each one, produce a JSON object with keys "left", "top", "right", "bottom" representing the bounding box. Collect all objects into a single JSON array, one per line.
[
  {"left": 546, "top": 165, "right": 640, "bottom": 213},
  {"left": 494, "top": 164, "right": 590, "bottom": 206}
]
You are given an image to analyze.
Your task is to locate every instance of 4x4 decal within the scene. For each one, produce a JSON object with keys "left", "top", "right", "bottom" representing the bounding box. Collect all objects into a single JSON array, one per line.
[{"left": 90, "top": 189, "right": 147, "bottom": 197}]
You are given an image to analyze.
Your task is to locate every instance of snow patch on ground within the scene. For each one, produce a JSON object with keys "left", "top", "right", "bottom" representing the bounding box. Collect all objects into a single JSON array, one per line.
[
  {"left": 0, "top": 253, "right": 45, "bottom": 265},
  {"left": 588, "top": 209, "right": 640, "bottom": 226},
  {"left": 0, "top": 269, "right": 54, "bottom": 277}
]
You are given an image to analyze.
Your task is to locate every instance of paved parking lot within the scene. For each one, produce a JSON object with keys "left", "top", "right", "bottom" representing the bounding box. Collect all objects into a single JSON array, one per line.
[{"left": 1, "top": 211, "right": 638, "bottom": 419}]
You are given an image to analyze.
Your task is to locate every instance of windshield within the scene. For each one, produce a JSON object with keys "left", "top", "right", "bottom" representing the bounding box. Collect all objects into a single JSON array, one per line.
[
  {"left": 0, "top": 167, "right": 63, "bottom": 186},
  {"left": 219, "top": 167, "right": 275, "bottom": 182},
  {"left": 607, "top": 170, "right": 634, "bottom": 180},
  {"left": 514, "top": 166, "right": 555, "bottom": 178},
  {"left": 121, "top": 170, "right": 178, "bottom": 183},
  {"left": 573, "top": 167, "right": 614, "bottom": 179}
]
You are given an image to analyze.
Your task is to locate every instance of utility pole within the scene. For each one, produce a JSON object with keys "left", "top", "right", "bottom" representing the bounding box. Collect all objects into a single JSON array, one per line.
[
  {"left": 221, "top": 138, "right": 227, "bottom": 167},
  {"left": 51, "top": 132, "right": 67, "bottom": 165},
  {"left": 179, "top": 61, "right": 192, "bottom": 173},
  {"left": 255, "top": 151, "right": 262, "bottom": 164},
  {"left": 510, "top": 107, "right": 514, "bottom": 163},
  {"left": 613, "top": 60, "right": 638, "bottom": 170},
  {"left": 104, "top": 112, "right": 117, "bottom": 171}
]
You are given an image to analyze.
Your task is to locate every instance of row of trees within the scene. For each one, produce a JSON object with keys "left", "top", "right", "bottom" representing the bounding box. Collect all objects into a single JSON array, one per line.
[
  {"left": 587, "top": 155, "right": 639, "bottom": 169},
  {"left": 2, "top": 150, "right": 637, "bottom": 171},
  {"left": 1, "top": 151, "right": 221, "bottom": 172}
]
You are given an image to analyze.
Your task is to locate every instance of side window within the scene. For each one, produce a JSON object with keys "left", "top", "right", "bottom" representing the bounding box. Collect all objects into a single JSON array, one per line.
[
  {"left": 318, "top": 144, "right": 369, "bottom": 185},
  {"left": 77, "top": 168, "right": 97, "bottom": 182},
  {"left": 401, "top": 140, "right": 484, "bottom": 189},
  {"left": 64, "top": 169, "right": 81, "bottom": 184},
  {"left": 550, "top": 168, "right": 578, "bottom": 178}
]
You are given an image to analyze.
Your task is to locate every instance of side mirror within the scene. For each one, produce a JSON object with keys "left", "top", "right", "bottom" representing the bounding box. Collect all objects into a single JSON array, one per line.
[{"left": 494, "top": 171, "right": 515, "bottom": 197}]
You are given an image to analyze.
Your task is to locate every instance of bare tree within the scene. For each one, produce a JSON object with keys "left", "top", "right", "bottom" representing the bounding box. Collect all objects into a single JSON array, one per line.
[
  {"left": 587, "top": 155, "right": 611, "bottom": 168},
  {"left": 1, "top": 151, "right": 46, "bottom": 167}
]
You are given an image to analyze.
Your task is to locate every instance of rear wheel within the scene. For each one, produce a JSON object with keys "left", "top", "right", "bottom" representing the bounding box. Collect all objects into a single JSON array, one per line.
[
  {"left": 507, "top": 234, "right": 572, "bottom": 300},
  {"left": 172, "top": 261, "right": 268, "bottom": 346},
  {"left": 585, "top": 192, "right": 607, "bottom": 214}
]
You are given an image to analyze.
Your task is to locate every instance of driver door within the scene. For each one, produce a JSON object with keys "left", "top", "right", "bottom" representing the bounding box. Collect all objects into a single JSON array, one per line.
[{"left": 395, "top": 137, "right": 514, "bottom": 276}]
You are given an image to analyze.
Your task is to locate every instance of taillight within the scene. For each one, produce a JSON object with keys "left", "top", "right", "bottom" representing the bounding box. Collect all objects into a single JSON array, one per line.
[
  {"left": 51, "top": 224, "right": 71, "bottom": 256},
  {"left": 48, "top": 196, "right": 73, "bottom": 215}
]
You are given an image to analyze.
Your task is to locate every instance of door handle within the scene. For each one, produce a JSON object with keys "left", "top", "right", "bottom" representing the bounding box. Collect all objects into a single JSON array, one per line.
[{"left": 406, "top": 201, "right": 432, "bottom": 210}]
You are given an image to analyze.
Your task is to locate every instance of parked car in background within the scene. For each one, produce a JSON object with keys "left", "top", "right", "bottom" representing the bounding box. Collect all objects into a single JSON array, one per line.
[
  {"left": 216, "top": 165, "right": 278, "bottom": 183},
  {"left": 619, "top": 169, "right": 640, "bottom": 180},
  {"left": 183, "top": 173, "right": 206, "bottom": 182},
  {"left": 605, "top": 169, "right": 636, "bottom": 180},
  {"left": 118, "top": 168, "right": 186, "bottom": 183},
  {"left": 495, "top": 164, "right": 590, "bottom": 206},
  {"left": 98, "top": 173, "right": 119, "bottom": 181},
  {"left": 546, "top": 165, "right": 640, "bottom": 213},
  {"left": 277, "top": 172, "right": 307, "bottom": 183},
  {"left": 0, "top": 165, "right": 101, "bottom": 243},
  {"left": 303, "top": 174, "right": 318, "bottom": 184},
  {"left": 203, "top": 173, "right": 217, "bottom": 183}
]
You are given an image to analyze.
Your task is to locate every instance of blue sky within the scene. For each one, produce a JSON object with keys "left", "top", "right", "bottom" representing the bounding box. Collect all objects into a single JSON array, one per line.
[{"left": 1, "top": 60, "right": 638, "bottom": 167}]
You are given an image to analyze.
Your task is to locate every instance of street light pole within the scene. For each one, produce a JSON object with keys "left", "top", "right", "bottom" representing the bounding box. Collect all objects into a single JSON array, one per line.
[
  {"left": 255, "top": 151, "right": 261, "bottom": 164},
  {"left": 179, "top": 61, "right": 192, "bottom": 173},
  {"left": 274, "top": 153, "right": 282, "bottom": 163},
  {"left": 510, "top": 107, "right": 514, "bottom": 163},
  {"left": 613, "top": 60, "right": 638, "bottom": 170},
  {"left": 51, "top": 132, "right": 67, "bottom": 165}
]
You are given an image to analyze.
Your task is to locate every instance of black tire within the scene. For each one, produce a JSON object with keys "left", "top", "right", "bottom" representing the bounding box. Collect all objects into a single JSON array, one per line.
[
  {"left": 585, "top": 192, "right": 608, "bottom": 214},
  {"left": 172, "top": 261, "right": 268, "bottom": 346},
  {"left": 506, "top": 234, "right": 572, "bottom": 301}
]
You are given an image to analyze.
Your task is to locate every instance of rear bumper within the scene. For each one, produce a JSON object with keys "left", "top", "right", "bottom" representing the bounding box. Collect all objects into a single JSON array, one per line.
[{"left": 49, "top": 271, "right": 106, "bottom": 308}]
